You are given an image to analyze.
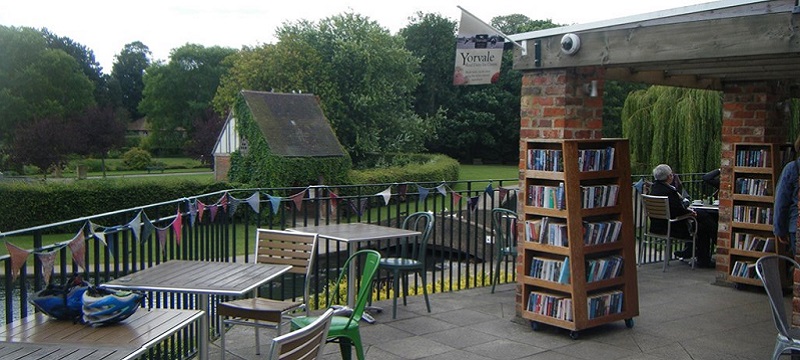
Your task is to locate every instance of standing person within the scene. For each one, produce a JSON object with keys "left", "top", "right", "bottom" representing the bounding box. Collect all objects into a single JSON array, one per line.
[
  {"left": 648, "top": 164, "right": 715, "bottom": 267},
  {"left": 702, "top": 168, "right": 721, "bottom": 191},
  {"left": 773, "top": 136, "right": 800, "bottom": 255}
]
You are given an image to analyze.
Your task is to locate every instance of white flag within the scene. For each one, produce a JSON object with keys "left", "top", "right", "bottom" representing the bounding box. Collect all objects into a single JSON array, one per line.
[{"left": 454, "top": 8, "right": 505, "bottom": 86}]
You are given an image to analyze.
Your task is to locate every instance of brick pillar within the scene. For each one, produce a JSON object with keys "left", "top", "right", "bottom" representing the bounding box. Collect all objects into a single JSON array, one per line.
[
  {"left": 515, "top": 66, "right": 605, "bottom": 315},
  {"left": 717, "top": 80, "right": 791, "bottom": 285}
]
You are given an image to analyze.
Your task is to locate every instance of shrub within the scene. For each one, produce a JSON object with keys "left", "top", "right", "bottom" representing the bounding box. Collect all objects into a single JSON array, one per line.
[{"left": 122, "top": 148, "right": 152, "bottom": 170}]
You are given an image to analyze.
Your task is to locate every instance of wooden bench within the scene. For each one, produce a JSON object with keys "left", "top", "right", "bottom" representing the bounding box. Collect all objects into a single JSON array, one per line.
[{"left": 0, "top": 308, "right": 203, "bottom": 360}]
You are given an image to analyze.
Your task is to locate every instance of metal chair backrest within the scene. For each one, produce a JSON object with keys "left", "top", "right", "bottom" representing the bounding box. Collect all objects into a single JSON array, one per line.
[
  {"left": 398, "top": 212, "right": 435, "bottom": 263},
  {"left": 255, "top": 229, "right": 319, "bottom": 314},
  {"left": 491, "top": 208, "right": 518, "bottom": 255},
  {"left": 327, "top": 249, "right": 381, "bottom": 331},
  {"left": 266, "top": 308, "right": 333, "bottom": 360},
  {"left": 756, "top": 255, "right": 796, "bottom": 338}
]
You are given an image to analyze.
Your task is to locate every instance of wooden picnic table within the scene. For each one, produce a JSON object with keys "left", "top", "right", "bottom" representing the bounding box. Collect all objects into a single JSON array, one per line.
[{"left": 0, "top": 308, "right": 203, "bottom": 360}]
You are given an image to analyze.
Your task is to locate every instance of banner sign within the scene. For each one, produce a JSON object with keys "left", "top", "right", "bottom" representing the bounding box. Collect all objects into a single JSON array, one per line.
[{"left": 454, "top": 9, "right": 505, "bottom": 86}]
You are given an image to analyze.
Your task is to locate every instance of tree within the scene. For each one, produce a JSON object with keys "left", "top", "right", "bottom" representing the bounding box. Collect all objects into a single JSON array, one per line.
[
  {"left": 40, "top": 28, "right": 112, "bottom": 108},
  {"left": 9, "top": 117, "right": 73, "bottom": 178},
  {"left": 0, "top": 26, "right": 95, "bottom": 144},
  {"left": 185, "top": 108, "right": 225, "bottom": 165},
  {"left": 111, "top": 41, "right": 151, "bottom": 120},
  {"left": 72, "top": 106, "right": 126, "bottom": 177},
  {"left": 215, "top": 13, "right": 429, "bottom": 164}
]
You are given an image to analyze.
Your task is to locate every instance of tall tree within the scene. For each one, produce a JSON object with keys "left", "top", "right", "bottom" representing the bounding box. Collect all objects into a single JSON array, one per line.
[
  {"left": 111, "top": 41, "right": 151, "bottom": 120},
  {"left": 0, "top": 26, "right": 95, "bottom": 144},
  {"left": 9, "top": 116, "right": 73, "bottom": 178},
  {"left": 40, "top": 28, "right": 111, "bottom": 108},
  {"left": 139, "top": 44, "right": 237, "bottom": 156},
  {"left": 72, "top": 106, "right": 126, "bottom": 177},
  {"left": 185, "top": 108, "right": 225, "bottom": 165}
]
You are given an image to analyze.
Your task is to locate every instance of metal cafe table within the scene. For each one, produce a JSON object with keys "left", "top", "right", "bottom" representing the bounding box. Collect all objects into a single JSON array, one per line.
[
  {"left": 101, "top": 260, "right": 291, "bottom": 360},
  {"left": 287, "top": 222, "right": 421, "bottom": 308},
  {"left": 0, "top": 308, "right": 203, "bottom": 360}
]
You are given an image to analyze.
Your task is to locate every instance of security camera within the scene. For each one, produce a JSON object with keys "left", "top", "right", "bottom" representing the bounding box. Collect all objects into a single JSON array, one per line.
[{"left": 560, "top": 33, "right": 581, "bottom": 55}]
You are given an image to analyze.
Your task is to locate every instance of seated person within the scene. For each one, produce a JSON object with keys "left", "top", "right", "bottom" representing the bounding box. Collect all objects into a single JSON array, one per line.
[{"left": 648, "top": 164, "right": 716, "bottom": 268}]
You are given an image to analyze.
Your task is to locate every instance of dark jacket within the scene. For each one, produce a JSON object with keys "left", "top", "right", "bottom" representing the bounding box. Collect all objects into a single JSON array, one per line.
[{"left": 648, "top": 180, "right": 693, "bottom": 238}]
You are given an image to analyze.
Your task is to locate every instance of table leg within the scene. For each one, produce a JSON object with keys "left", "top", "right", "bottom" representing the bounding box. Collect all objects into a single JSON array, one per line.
[
  {"left": 199, "top": 293, "right": 208, "bottom": 360},
  {"left": 347, "top": 245, "right": 356, "bottom": 308}
]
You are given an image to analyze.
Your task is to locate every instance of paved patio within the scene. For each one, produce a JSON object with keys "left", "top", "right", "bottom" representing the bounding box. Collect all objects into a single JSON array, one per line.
[{"left": 212, "top": 260, "right": 780, "bottom": 359}]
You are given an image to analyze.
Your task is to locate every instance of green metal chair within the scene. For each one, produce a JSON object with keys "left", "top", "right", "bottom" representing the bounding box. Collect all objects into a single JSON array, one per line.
[
  {"left": 491, "top": 208, "right": 518, "bottom": 293},
  {"left": 379, "top": 211, "right": 434, "bottom": 319},
  {"left": 291, "top": 249, "right": 381, "bottom": 360}
]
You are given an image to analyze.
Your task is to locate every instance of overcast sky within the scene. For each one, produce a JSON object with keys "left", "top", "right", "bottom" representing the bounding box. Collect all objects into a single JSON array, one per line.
[{"left": 1, "top": 0, "right": 713, "bottom": 73}]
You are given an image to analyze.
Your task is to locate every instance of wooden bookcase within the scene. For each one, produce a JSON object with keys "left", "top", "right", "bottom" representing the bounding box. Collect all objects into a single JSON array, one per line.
[
  {"left": 728, "top": 143, "right": 790, "bottom": 289},
  {"left": 519, "top": 138, "right": 639, "bottom": 339}
]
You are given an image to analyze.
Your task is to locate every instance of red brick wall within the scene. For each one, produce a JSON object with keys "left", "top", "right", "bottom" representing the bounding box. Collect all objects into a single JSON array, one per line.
[{"left": 214, "top": 155, "right": 231, "bottom": 182}]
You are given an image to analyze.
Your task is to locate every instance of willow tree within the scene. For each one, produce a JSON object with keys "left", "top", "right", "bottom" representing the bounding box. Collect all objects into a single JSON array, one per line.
[{"left": 622, "top": 85, "right": 722, "bottom": 175}]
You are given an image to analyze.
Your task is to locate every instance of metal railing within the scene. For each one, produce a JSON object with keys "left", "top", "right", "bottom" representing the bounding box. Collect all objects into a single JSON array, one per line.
[{"left": 0, "top": 174, "right": 715, "bottom": 356}]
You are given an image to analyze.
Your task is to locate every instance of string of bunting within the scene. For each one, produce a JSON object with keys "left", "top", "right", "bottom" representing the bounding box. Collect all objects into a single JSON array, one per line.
[{"left": 2, "top": 182, "right": 515, "bottom": 283}]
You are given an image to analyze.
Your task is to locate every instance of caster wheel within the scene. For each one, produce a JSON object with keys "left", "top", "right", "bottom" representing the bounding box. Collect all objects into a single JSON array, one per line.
[
  {"left": 625, "top": 318, "right": 634, "bottom": 328},
  {"left": 569, "top": 330, "right": 579, "bottom": 340},
  {"left": 530, "top": 321, "right": 541, "bottom": 331}
]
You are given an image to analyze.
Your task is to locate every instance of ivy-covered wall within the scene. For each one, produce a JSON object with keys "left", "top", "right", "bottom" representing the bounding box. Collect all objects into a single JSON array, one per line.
[{"left": 228, "top": 95, "right": 352, "bottom": 188}]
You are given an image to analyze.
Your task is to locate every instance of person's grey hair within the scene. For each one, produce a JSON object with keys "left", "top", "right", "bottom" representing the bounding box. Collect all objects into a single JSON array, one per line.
[{"left": 653, "top": 164, "right": 672, "bottom": 181}]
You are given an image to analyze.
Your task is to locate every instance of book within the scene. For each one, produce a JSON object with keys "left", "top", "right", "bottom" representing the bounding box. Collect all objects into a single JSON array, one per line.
[{"left": 558, "top": 257, "right": 570, "bottom": 284}]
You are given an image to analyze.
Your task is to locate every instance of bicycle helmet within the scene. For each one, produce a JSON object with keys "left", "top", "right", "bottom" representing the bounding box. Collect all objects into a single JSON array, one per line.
[
  {"left": 29, "top": 275, "right": 90, "bottom": 321},
  {"left": 82, "top": 287, "right": 144, "bottom": 326}
]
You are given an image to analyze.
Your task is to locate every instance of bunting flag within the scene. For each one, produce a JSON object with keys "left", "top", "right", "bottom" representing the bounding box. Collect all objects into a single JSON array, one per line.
[
  {"left": 89, "top": 221, "right": 106, "bottom": 246},
  {"left": 197, "top": 200, "right": 206, "bottom": 222},
  {"left": 467, "top": 196, "right": 481, "bottom": 211},
  {"left": 210, "top": 205, "right": 219, "bottom": 222},
  {"left": 157, "top": 228, "right": 168, "bottom": 254},
  {"left": 219, "top": 193, "right": 229, "bottom": 212},
  {"left": 485, "top": 183, "right": 494, "bottom": 198},
  {"left": 188, "top": 199, "right": 197, "bottom": 226},
  {"left": 140, "top": 213, "right": 154, "bottom": 244},
  {"left": 499, "top": 187, "right": 509, "bottom": 204},
  {"left": 246, "top": 192, "right": 260, "bottom": 213},
  {"left": 38, "top": 250, "right": 57, "bottom": 284},
  {"left": 106, "top": 237, "right": 117, "bottom": 258},
  {"left": 5, "top": 241, "right": 30, "bottom": 281},
  {"left": 377, "top": 186, "right": 392, "bottom": 206},
  {"left": 436, "top": 184, "right": 447, "bottom": 197},
  {"left": 454, "top": 7, "right": 506, "bottom": 86},
  {"left": 172, "top": 209, "right": 183, "bottom": 246},
  {"left": 359, "top": 198, "right": 369, "bottom": 215},
  {"left": 269, "top": 195, "right": 282, "bottom": 214},
  {"left": 418, "top": 186, "right": 430, "bottom": 203},
  {"left": 329, "top": 192, "right": 339, "bottom": 208},
  {"left": 452, "top": 192, "right": 463, "bottom": 204},
  {"left": 68, "top": 231, "right": 87, "bottom": 271},
  {"left": 228, "top": 197, "right": 240, "bottom": 215},
  {"left": 290, "top": 190, "right": 306, "bottom": 211},
  {"left": 129, "top": 211, "right": 142, "bottom": 243}
]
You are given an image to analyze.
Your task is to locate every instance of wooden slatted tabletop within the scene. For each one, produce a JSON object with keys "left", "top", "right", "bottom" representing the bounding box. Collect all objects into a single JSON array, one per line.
[
  {"left": 0, "top": 342, "right": 135, "bottom": 360},
  {"left": 0, "top": 308, "right": 202, "bottom": 360}
]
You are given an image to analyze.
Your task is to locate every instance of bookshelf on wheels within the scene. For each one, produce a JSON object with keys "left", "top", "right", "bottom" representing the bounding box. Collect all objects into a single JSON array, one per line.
[
  {"left": 520, "top": 138, "right": 639, "bottom": 339},
  {"left": 728, "top": 143, "right": 790, "bottom": 289}
]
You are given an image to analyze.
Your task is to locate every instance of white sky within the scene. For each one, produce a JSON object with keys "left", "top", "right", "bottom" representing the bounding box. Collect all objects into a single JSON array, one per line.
[{"left": 0, "top": 0, "right": 713, "bottom": 74}]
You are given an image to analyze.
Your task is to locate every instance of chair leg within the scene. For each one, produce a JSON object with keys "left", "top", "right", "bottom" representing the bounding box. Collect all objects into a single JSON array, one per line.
[
  {"left": 401, "top": 271, "right": 409, "bottom": 306},
  {"left": 662, "top": 239, "right": 671, "bottom": 272},
  {"left": 392, "top": 269, "right": 400, "bottom": 319},
  {"left": 352, "top": 333, "right": 367, "bottom": 360},
  {"left": 254, "top": 321, "right": 260, "bottom": 355},
  {"left": 492, "top": 255, "right": 502, "bottom": 293},
  {"left": 220, "top": 316, "right": 226, "bottom": 360},
  {"left": 339, "top": 338, "right": 353, "bottom": 360},
  {"left": 420, "top": 269, "right": 431, "bottom": 313}
]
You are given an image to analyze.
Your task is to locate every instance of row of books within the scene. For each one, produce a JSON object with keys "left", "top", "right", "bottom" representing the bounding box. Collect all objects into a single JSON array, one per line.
[
  {"left": 732, "top": 205, "right": 773, "bottom": 225},
  {"left": 730, "top": 260, "right": 757, "bottom": 279},
  {"left": 588, "top": 290, "right": 624, "bottom": 319},
  {"left": 527, "top": 149, "right": 564, "bottom": 172},
  {"left": 735, "top": 149, "right": 770, "bottom": 167},
  {"left": 526, "top": 183, "right": 566, "bottom": 210},
  {"left": 524, "top": 217, "right": 569, "bottom": 247},
  {"left": 529, "top": 256, "right": 570, "bottom": 284},
  {"left": 582, "top": 220, "right": 622, "bottom": 245},
  {"left": 578, "top": 147, "right": 615, "bottom": 172},
  {"left": 581, "top": 185, "right": 619, "bottom": 209},
  {"left": 586, "top": 255, "right": 624, "bottom": 283},
  {"left": 527, "top": 292, "right": 573, "bottom": 322},
  {"left": 732, "top": 233, "right": 775, "bottom": 252},
  {"left": 734, "top": 178, "right": 771, "bottom": 196}
]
